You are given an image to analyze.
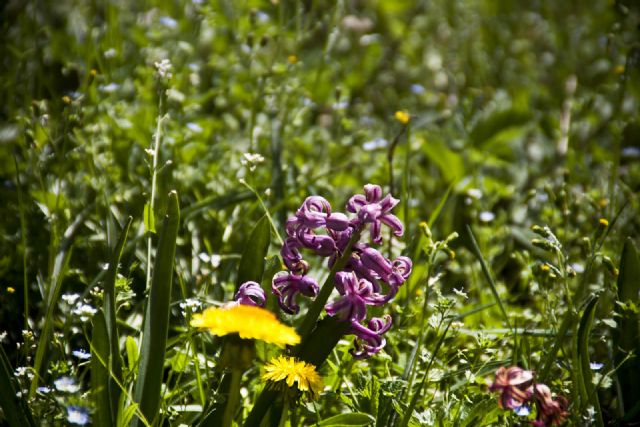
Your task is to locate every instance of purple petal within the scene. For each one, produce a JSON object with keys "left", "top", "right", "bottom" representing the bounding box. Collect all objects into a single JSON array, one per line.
[
  {"left": 380, "top": 213, "right": 404, "bottom": 237},
  {"left": 235, "top": 281, "right": 266, "bottom": 307}
]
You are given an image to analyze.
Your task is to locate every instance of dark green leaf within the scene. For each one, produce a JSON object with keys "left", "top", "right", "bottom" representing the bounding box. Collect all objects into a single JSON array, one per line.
[
  {"left": 131, "top": 191, "right": 180, "bottom": 426},
  {"left": 236, "top": 215, "right": 271, "bottom": 288}
]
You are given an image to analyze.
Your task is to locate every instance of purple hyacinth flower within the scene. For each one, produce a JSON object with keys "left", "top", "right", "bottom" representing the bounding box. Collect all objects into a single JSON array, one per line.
[
  {"left": 325, "top": 272, "right": 381, "bottom": 322},
  {"left": 295, "top": 196, "right": 333, "bottom": 228},
  {"left": 272, "top": 272, "right": 319, "bottom": 314},
  {"left": 235, "top": 281, "right": 266, "bottom": 307},
  {"left": 347, "top": 184, "right": 403, "bottom": 244},
  {"left": 350, "top": 314, "right": 393, "bottom": 358}
]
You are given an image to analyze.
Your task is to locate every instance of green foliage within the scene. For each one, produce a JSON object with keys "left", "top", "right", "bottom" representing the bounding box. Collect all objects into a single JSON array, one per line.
[{"left": 0, "top": 0, "right": 639, "bottom": 425}]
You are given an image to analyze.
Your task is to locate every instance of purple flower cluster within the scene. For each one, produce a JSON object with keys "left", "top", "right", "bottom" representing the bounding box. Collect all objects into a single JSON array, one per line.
[
  {"left": 489, "top": 366, "right": 569, "bottom": 426},
  {"left": 272, "top": 184, "right": 412, "bottom": 358}
]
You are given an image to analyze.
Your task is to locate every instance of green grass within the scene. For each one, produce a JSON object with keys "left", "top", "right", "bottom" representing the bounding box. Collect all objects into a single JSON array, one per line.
[{"left": 1, "top": 1, "right": 639, "bottom": 426}]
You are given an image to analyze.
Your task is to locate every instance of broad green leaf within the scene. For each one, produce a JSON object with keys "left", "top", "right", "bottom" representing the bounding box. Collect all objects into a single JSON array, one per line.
[
  {"left": 420, "top": 136, "right": 464, "bottom": 182},
  {"left": 316, "top": 412, "right": 375, "bottom": 426},
  {"left": 0, "top": 345, "right": 36, "bottom": 427},
  {"left": 236, "top": 215, "right": 271, "bottom": 288},
  {"left": 131, "top": 191, "right": 180, "bottom": 426},
  {"left": 614, "top": 238, "right": 640, "bottom": 419}
]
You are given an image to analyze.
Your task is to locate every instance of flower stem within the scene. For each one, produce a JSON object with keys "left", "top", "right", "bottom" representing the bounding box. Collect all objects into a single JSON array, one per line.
[
  {"left": 146, "top": 95, "right": 164, "bottom": 290},
  {"left": 223, "top": 369, "right": 242, "bottom": 427},
  {"left": 296, "top": 227, "right": 362, "bottom": 341}
]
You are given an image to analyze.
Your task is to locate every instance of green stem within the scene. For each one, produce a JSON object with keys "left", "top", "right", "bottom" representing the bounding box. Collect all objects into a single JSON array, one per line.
[
  {"left": 296, "top": 227, "right": 362, "bottom": 341},
  {"left": 146, "top": 95, "right": 164, "bottom": 289},
  {"left": 223, "top": 369, "right": 242, "bottom": 427}
]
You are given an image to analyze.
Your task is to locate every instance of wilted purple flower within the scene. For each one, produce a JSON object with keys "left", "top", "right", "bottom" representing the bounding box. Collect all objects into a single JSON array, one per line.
[
  {"left": 235, "top": 281, "right": 266, "bottom": 307},
  {"left": 325, "top": 272, "right": 383, "bottom": 322},
  {"left": 347, "top": 184, "right": 403, "bottom": 244},
  {"left": 489, "top": 366, "right": 534, "bottom": 410},
  {"left": 350, "top": 315, "right": 393, "bottom": 358},
  {"left": 272, "top": 272, "right": 319, "bottom": 314},
  {"left": 530, "top": 384, "right": 568, "bottom": 426}
]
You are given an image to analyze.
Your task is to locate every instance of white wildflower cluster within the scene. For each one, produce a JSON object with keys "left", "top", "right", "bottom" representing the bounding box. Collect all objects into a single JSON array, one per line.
[
  {"left": 14, "top": 366, "right": 34, "bottom": 379},
  {"left": 241, "top": 152, "right": 265, "bottom": 171},
  {"left": 154, "top": 59, "right": 173, "bottom": 80},
  {"left": 179, "top": 298, "right": 202, "bottom": 317},
  {"left": 71, "top": 302, "right": 98, "bottom": 322}
]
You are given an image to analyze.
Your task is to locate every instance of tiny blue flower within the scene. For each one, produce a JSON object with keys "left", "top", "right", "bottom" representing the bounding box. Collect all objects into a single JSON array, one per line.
[
  {"left": 67, "top": 406, "right": 90, "bottom": 425},
  {"left": 54, "top": 376, "right": 80, "bottom": 393},
  {"left": 590, "top": 362, "right": 604, "bottom": 371},
  {"left": 515, "top": 405, "right": 531, "bottom": 416}
]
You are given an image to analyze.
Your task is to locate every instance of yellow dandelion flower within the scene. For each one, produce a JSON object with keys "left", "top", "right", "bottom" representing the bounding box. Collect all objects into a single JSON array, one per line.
[
  {"left": 191, "top": 305, "right": 300, "bottom": 347},
  {"left": 262, "top": 356, "right": 323, "bottom": 398},
  {"left": 598, "top": 218, "right": 609, "bottom": 227},
  {"left": 394, "top": 110, "right": 410, "bottom": 125},
  {"left": 287, "top": 54, "right": 298, "bottom": 64}
]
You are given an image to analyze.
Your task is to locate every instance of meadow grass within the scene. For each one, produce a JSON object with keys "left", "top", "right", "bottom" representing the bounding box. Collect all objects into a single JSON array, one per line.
[{"left": 1, "top": 1, "right": 639, "bottom": 426}]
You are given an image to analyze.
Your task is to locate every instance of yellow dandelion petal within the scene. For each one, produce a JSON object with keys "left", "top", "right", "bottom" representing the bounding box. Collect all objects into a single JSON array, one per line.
[
  {"left": 394, "top": 110, "right": 410, "bottom": 125},
  {"left": 262, "top": 356, "right": 323, "bottom": 398},
  {"left": 190, "top": 305, "right": 300, "bottom": 347}
]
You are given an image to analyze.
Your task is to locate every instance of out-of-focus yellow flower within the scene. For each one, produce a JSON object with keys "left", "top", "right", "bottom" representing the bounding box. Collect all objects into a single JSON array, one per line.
[
  {"left": 394, "top": 110, "right": 410, "bottom": 125},
  {"left": 191, "top": 305, "right": 300, "bottom": 347},
  {"left": 262, "top": 356, "right": 323, "bottom": 398},
  {"left": 62, "top": 96, "right": 71, "bottom": 104},
  {"left": 7, "top": 287, "right": 15, "bottom": 294},
  {"left": 614, "top": 65, "right": 625, "bottom": 75},
  {"left": 287, "top": 54, "right": 298, "bottom": 64},
  {"left": 598, "top": 218, "right": 609, "bottom": 227},
  {"left": 541, "top": 264, "right": 551, "bottom": 272}
]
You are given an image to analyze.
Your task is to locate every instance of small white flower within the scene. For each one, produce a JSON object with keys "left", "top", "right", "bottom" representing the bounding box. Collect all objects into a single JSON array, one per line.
[
  {"left": 479, "top": 211, "right": 495, "bottom": 222},
  {"left": 241, "top": 153, "right": 265, "bottom": 171},
  {"left": 72, "top": 303, "right": 98, "bottom": 321},
  {"left": 62, "top": 293, "right": 81, "bottom": 305},
  {"left": 0, "top": 331, "right": 7, "bottom": 343},
  {"left": 453, "top": 287, "right": 468, "bottom": 299},
  {"left": 55, "top": 376, "right": 80, "bottom": 393},
  {"left": 154, "top": 59, "right": 173, "bottom": 80}
]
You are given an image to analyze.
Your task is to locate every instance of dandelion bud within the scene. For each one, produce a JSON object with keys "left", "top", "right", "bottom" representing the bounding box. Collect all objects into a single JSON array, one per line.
[{"left": 601, "top": 256, "right": 618, "bottom": 277}]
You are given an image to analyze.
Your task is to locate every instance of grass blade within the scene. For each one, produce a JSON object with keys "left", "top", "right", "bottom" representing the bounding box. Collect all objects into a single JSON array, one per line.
[
  {"left": 102, "top": 216, "right": 132, "bottom": 417},
  {"left": 465, "top": 225, "right": 512, "bottom": 330},
  {"left": 132, "top": 191, "right": 180, "bottom": 426},
  {"left": 92, "top": 309, "right": 114, "bottom": 427},
  {"left": 575, "top": 295, "right": 603, "bottom": 427},
  {"left": 236, "top": 215, "right": 271, "bottom": 288}
]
